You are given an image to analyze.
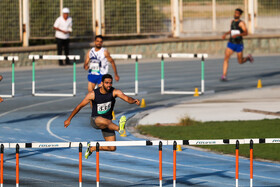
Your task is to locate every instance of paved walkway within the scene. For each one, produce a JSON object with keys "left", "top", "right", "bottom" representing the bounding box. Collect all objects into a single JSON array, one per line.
[{"left": 139, "top": 86, "right": 280, "bottom": 124}]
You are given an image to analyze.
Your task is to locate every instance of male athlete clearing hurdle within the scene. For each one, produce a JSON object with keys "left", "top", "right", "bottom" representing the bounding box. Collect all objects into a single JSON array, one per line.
[
  {"left": 64, "top": 74, "right": 140, "bottom": 159},
  {"left": 84, "top": 35, "right": 120, "bottom": 92},
  {"left": 221, "top": 8, "right": 254, "bottom": 81},
  {"left": 0, "top": 75, "right": 3, "bottom": 103}
]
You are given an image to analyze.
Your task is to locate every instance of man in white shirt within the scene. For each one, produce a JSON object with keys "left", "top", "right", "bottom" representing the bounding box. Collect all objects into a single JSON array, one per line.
[{"left": 53, "top": 8, "right": 72, "bottom": 65}]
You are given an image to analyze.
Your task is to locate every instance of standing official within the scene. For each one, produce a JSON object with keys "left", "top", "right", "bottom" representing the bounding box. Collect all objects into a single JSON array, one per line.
[{"left": 54, "top": 8, "right": 72, "bottom": 66}]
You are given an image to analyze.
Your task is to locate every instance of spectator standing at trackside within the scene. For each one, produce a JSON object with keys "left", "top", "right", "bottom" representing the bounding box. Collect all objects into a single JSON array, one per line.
[{"left": 53, "top": 7, "right": 72, "bottom": 66}]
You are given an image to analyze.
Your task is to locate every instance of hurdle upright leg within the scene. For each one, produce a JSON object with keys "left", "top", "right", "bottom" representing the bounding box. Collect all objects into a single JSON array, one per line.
[
  {"left": 32, "top": 58, "right": 35, "bottom": 96},
  {"left": 250, "top": 140, "right": 253, "bottom": 187},
  {"left": 173, "top": 141, "right": 177, "bottom": 187},
  {"left": 201, "top": 56, "right": 205, "bottom": 94},
  {"left": 79, "top": 143, "right": 82, "bottom": 187},
  {"left": 96, "top": 143, "right": 100, "bottom": 187},
  {"left": 73, "top": 59, "right": 76, "bottom": 96},
  {"left": 161, "top": 56, "right": 165, "bottom": 95},
  {"left": 159, "top": 141, "right": 162, "bottom": 187},
  {"left": 235, "top": 140, "right": 239, "bottom": 187},
  {"left": 16, "top": 144, "right": 19, "bottom": 187},
  {"left": 1, "top": 144, "right": 4, "bottom": 187},
  {"left": 12, "top": 58, "right": 15, "bottom": 97},
  {"left": 135, "top": 57, "right": 139, "bottom": 95}
]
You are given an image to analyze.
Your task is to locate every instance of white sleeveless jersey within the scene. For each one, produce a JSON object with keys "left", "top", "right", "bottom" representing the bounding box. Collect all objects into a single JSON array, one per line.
[{"left": 88, "top": 47, "right": 109, "bottom": 75}]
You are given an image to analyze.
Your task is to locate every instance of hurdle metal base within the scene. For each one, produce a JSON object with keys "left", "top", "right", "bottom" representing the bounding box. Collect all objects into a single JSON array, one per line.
[
  {"left": 162, "top": 91, "right": 202, "bottom": 95},
  {"left": 0, "top": 95, "right": 13, "bottom": 98},
  {"left": 33, "top": 93, "right": 75, "bottom": 97},
  {"left": 124, "top": 92, "right": 137, "bottom": 96}
]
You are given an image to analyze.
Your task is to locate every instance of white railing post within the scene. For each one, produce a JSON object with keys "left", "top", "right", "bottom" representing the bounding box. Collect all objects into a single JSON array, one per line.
[
  {"left": 171, "top": 0, "right": 180, "bottom": 37},
  {"left": 95, "top": 0, "right": 102, "bottom": 35},
  {"left": 212, "top": 0, "right": 216, "bottom": 32},
  {"left": 136, "top": 0, "right": 141, "bottom": 34},
  {"left": 22, "top": 0, "right": 30, "bottom": 47},
  {"left": 248, "top": 0, "right": 255, "bottom": 34},
  {"left": 60, "top": 0, "right": 63, "bottom": 16}
]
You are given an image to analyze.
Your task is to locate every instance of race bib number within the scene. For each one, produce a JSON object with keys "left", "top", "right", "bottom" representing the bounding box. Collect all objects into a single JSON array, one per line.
[
  {"left": 89, "top": 63, "right": 100, "bottom": 71},
  {"left": 231, "top": 30, "right": 240, "bottom": 36},
  {"left": 97, "top": 101, "right": 111, "bottom": 114},
  {"left": 89, "top": 59, "right": 101, "bottom": 74}
]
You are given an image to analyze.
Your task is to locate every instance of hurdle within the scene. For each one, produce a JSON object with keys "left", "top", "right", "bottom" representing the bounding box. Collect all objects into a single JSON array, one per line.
[
  {"left": 1, "top": 138, "right": 279, "bottom": 187},
  {"left": 0, "top": 56, "right": 18, "bottom": 98},
  {"left": 235, "top": 140, "right": 239, "bottom": 187},
  {"left": 28, "top": 55, "right": 80, "bottom": 97},
  {"left": 157, "top": 53, "right": 208, "bottom": 95},
  {"left": 110, "top": 54, "right": 142, "bottom": 96}
]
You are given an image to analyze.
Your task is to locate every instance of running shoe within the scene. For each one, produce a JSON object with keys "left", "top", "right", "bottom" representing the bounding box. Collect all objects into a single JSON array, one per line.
[
  {"left": 85, "top": 143, "right": 93, "bottom": 159},
  {"left": 248, "top": 54, "right": 254, "bottom": 63},
  {"left": 220, "top": 75, "right": 228, "bottom": 82},
  {"left": 118, "top": 115, "right": 127, "bottom": 135}
]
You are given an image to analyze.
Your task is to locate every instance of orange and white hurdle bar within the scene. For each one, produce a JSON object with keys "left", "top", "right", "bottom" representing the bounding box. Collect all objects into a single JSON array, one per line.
[
  {"left": 157, "top": 53, "right": 209, "bottom": 95},
  {"left": 1, "top": 138, "right": 280, "bottom": 187},
  {"left": 110, "top": 54, "right": 142, "bottom": 96},
  {"left": 0, "top": 56, "right": 18, "bottom": 98},
  {"left": 28, "top": 55, "right": 80, "bottom": 97}
]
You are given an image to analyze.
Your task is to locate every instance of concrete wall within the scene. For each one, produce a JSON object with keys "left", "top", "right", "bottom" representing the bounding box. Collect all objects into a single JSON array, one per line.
[{"left": 0, "top": 34, "right": 280, "bottom": 68}]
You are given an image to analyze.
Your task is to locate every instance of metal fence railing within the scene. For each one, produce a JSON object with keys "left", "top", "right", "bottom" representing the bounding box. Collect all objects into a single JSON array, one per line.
[
  {"left": 29, "top": 0, "right": 60, "bottom": 39},
  {"left": 0, "top": 0, "right": 21, "bottom": 43},
  {"left": 180, "top": 0, "right": 245, "bottom": 34},
  {"left": 256, "top": 0, "right": 280, "bottom": 33},
  {"left": 63, "top": 0, "right": 93, "bottom": 38},
  {"left": 104, "top": 0, "right": 170, "bottom": 36},
  {"left": 0, "top": 0, "right": 279, "bottom": 45},
  {"left": 215, "top": 0, "right": 245, "bottom": 32}
]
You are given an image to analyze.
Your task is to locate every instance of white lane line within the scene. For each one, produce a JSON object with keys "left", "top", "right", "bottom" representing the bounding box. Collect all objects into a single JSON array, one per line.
[
  {"left": 45, "top": 117, "right": 238, "bottom": 186},
  {"left": 109, "top": 151, "right": 280, "bottom": 181},
  {"left": 46, "top": 115, "right": 68, "bottom": 141},
  {"left": 3, "top": 173, "right": 72, "bottom": 187},
  {"left": 43, "top": 153, "right": 235, "bottom": 186},
  {"left": 0, "top": 97, "right": 71, "bottom": 117},
  {"left": 44, "top": 152, "right": 160, "bottom": 176},
  {"left": 41, "top": 153, "right": 234, "bottom": 186},
  {"left": 5, "top": 160, "right": 133, "bottom": 184},
  {"left": 46, "top": 114, "right": 280, "bottom": 184}
]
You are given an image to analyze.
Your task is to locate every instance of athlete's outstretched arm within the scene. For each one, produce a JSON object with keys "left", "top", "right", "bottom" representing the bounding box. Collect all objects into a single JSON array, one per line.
[
  {"left": 222, "top": 30, "right": 231, "bottom": 39},
  {"left": 113, "top": 89, "right": 140, "bottom": 105},
  {"left": 104, "top": 50, "right": 120, "bottom": 81},
  {"left": 64, "top": 92, "right": 95, "bottom": 128},
  {"left": 84, "top": 50, "right": 90, "bottom": 70}
]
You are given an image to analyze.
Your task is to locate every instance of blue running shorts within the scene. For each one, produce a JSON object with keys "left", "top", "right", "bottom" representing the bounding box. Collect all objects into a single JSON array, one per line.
[
  {"left": 88, "top": 74, "right": 102, "bottom": 84},
  {"left": 227, "top": 42, "right": 244, "bottom": 53}
]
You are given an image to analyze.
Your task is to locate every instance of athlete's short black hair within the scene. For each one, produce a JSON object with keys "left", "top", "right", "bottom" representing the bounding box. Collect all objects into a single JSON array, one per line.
[
  {"left": 95, "top": 35, "right": 104, "bottom": 41},
  {"left": 102, "top": 74, "right": 113, "bottom": 82},
  {"left": 235, "top": 8, "right": 243, "bottom": 15}
]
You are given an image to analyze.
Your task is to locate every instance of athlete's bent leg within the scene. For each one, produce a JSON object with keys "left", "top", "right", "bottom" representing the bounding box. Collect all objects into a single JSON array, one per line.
[
  {"left": 88, "top": 82, "right": 96, "bottom": 92},
  {"left": 94, "top": 116, "right": 119, "bottom": 131},
  {"left": 90, "top": 135, "right": 116, "bottom": 152},
  {"left": 237, "top": 52, "right": 250, "bottom": 64},
  {"left": 222, "top": 48, "right": 234, "bottom": 78}
]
